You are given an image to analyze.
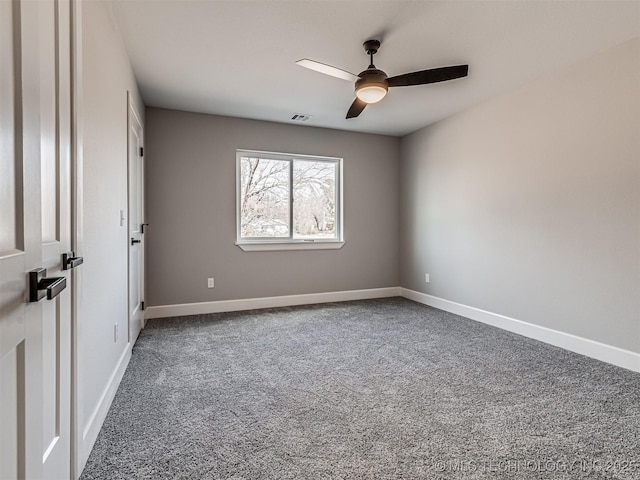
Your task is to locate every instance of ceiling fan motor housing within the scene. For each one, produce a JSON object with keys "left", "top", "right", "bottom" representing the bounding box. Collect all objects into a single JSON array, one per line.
[{"left": 355, "top": 68, "right": 389, "bottom": 103}]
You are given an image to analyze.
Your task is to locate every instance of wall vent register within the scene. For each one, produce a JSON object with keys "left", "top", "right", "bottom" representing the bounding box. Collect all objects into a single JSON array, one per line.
[{"left": 290, "top": 114, "right": 312, "bottom": 121}]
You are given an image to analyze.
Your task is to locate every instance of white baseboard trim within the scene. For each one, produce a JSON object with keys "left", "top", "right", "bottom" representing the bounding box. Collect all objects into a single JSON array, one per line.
[
  {"left": 401, "top": 288, "right": 640, "bottom": 373},
  {"left": 145, "top": 287, "right": 402, "bottom": 320},
  {"left": 78, "top": 344, "right": 133, "bottom": 472}
]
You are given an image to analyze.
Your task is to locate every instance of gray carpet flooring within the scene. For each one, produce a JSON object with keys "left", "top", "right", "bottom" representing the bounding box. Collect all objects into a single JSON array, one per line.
[{"left": 80, "top": 297, "right": 640, "bottom": 479}]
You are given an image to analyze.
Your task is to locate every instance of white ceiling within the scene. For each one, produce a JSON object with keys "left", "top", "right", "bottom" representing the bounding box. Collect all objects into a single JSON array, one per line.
[{"left": 110, "top": 0, "right": 640, "bottom": 137}]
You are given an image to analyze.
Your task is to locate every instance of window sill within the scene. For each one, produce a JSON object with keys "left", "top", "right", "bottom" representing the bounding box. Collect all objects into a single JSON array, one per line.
[{"left": 236, "top": 241, "right": 345, "bottom": 252}]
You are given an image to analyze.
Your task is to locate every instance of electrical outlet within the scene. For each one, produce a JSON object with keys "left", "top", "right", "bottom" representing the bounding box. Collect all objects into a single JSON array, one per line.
[
  {"left": 207, "top": 277, "right": 214, "bottom": 288},
  {"left": 425, "top": 273, "right": 430, "bottom": 283},
  {"left": 114, "top": 323, "right": 118, "bottom": 342}
]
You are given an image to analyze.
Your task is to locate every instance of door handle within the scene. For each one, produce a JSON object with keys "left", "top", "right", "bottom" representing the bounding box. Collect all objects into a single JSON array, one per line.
[
  {"left": 29, "top": 268, "right": 66, "bottom": 302},
  {"left": 62, "top": 252, "right": 84, "bottom": 270},
  {"left": 131, "top": 238, "right": 141, "bottom": 245}
]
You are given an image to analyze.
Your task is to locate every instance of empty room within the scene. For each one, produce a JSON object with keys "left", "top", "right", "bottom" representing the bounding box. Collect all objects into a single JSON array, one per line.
[{"left": 1, "top": 0, "right": 639, "bottom": 479}]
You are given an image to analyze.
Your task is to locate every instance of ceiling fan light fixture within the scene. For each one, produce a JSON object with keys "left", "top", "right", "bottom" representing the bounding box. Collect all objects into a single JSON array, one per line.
[
  {"left": 356, "top": 84, "right": 388, "bottom": 103},
  {"left": 355, "top": 68, "right": 389, "bottom": 104}
]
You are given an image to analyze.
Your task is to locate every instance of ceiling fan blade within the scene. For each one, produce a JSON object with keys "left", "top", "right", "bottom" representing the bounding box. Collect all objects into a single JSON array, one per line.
[
  {"left": 387, "top": 65, "right": 469, "bottom": 88},
  {"left": 296, "top": 59, "right": 359, "bottom": 82},
  {"left": 346, "top": 98, "right": 367, "bottom": 119}
]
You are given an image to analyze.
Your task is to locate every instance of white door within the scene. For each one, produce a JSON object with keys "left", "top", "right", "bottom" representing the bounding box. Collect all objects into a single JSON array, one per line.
[
  {"left": 128, "top": 99, "right": 144, "bottom": 343},
  {"left": 0, "top": 0, "right": 73, "bottom": 478}
]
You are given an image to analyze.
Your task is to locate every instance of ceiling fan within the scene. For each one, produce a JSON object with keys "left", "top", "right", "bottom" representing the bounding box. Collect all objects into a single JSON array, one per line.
[{"left": 296, "top": 40, "right": 469, "bottom": 119}]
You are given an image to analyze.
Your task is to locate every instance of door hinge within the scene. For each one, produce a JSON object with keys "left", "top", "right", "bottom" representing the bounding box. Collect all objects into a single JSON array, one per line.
[
  {"left": 141, "top": 301, "right": 145, "bottom": 311},
  {"left": 139, "top": 147, "right": 144, "bottom": 157}
]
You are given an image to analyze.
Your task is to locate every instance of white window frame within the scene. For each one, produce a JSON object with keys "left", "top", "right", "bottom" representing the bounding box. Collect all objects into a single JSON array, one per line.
[{"left": 236, "top": 149, "right": 344, "bottom": 251}]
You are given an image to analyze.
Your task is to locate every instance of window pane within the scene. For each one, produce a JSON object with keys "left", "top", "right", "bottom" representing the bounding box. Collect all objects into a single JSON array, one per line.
[
  {"left": 293, "top": 160, "right": 337, "bottom": 239},
  {"left": 240, "top": 157, "right": 290, "bottom": 238}
]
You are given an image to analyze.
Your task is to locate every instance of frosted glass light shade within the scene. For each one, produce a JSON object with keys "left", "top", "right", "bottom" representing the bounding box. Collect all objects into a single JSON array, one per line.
[{"left": 355, "top": 85, "right": 387, "bottom": 103}]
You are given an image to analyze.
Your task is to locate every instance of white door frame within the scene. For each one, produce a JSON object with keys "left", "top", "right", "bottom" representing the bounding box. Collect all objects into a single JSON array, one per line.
[{"left": 70, "top": 0, "right": 84, "bottom": 477}]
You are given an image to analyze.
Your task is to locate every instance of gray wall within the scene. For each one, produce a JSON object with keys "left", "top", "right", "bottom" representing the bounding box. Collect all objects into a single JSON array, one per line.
[
  {"left": 145, "top": 108, "right": 400, "bottom": 306},
  {"left": 400, "top": 38, "right": 640, "bottom": 353},
  {"left": 79, "top": 0, "right": 145, "bottom": 470}
]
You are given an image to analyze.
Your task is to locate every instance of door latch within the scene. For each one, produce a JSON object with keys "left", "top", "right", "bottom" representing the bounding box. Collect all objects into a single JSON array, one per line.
[{"left": 62, "top": 251, "right": 84, "bottom": 270}]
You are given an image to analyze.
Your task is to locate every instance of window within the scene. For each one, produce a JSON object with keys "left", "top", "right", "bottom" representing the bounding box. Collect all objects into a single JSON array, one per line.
[{"left": 236, "top": 150, "right": 343, "bottom": 251}]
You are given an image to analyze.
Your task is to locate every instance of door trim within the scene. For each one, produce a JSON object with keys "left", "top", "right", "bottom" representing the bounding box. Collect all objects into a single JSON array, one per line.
[{"left": 70, "top": 0, "right": 83, "bottom": 476}]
